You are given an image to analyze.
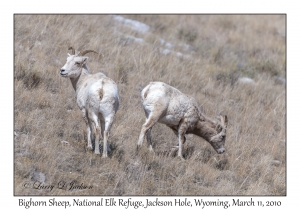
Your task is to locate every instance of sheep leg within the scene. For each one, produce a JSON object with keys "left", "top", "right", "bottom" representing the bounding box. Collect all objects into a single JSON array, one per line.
[
  {"left": 81, "top": 108, "right": 93, "bottom": 150},
  {"left": 100, "top": 116, "right": 111, "bottom": 154},
  {"left": 146, "top": 127, "right": 153, "bottom": 151},
  {"left": 87, "top": 121, "right": 93, "bottom": 150},
  {"left": 89, "top": 112, "right": 101, "bottom": 155},
  {"left": 137, "top": 114, "right": 158, "bottom": 149},
  {"left": 171, "top": 128, "right": 186, "bottom": 148},
  {"left": 177, "top": 121, "right": 188, "bottom": 159},
  {"left": 169, "top": 128, "right": 186, "bottom": 157},
  {"left": 102, "top": 114, "right": 114, "bottom": 158}
]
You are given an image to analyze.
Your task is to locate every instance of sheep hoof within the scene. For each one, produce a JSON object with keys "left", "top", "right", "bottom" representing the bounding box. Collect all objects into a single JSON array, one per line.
[
  {"left": 176, "top": 156, "right": 185, "bottom": 161},
  {"left": 136, "top": 145, "right": 141, "bottom": 155},
  {"left": 148, "top": 145, "right": 154, "bottom": 152}
]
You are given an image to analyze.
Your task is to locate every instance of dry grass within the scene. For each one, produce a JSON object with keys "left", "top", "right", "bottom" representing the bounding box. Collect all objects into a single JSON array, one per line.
[{"left": 14, "top": 14, "right": 286, "bottom": 196}]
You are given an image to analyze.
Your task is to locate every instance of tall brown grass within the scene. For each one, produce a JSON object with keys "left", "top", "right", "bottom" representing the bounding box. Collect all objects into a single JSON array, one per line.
[{"left": 14, "top": 14, "right": 286, "bottom": 195}]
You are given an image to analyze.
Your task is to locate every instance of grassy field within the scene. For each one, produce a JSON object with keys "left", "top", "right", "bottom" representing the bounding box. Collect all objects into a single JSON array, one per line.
[{"left": 14, "top": 14, "right": 286, "bottom": 195}]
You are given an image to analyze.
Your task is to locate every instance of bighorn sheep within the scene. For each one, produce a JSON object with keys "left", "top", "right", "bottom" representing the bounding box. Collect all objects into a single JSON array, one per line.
[
  {"left": 137, "top": 82, "right": 228, "bottom": 159},
  {"left": 60, "top": 47, "right": 119, "bottom": 157}
]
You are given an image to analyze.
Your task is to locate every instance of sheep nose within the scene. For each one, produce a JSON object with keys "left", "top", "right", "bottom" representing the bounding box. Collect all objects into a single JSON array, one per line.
[
  {"left": 218, "top": 148, "right": 225, "bottom": 154},
  {"left": 60, "top": 69, "right": 65, "bottom": 73}
]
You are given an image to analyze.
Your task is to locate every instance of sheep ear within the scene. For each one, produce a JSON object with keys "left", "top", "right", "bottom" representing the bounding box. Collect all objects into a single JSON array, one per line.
[
  {"left": 67, "top": 53, "right": 71, "bottom": 57},
  {"left": 82, "top": 57, "right": 88, "bottom": 64}
]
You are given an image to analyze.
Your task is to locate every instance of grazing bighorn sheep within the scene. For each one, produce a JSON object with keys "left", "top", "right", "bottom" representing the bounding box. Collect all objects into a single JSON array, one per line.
[
  {"left": 137, "top": 82, "right": 228, "bottom": 159},
  {"left": 60, "top": 47, "right": 119, "bottom": 157}
]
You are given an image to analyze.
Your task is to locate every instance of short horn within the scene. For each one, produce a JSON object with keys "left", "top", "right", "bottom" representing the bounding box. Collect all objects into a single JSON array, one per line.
[
  {"left": 79, "top": 50, "right": 99, "bottom": 56},
  {"left": 224, "top": 115, "right": 228, "bottom": 128},
  {"left": 212, "top": 128, "right": 226, "bottom": 141},
  {"left": 214, "top": 115, "right": 227, "bottom": 137},
  {"left": 68, "top": 47, "right": 75, "bottom": 55},
  {"left": 219, "top": 115, "right": 228, "bottom": 128},
  {"left": 220, "top": 115, "right": 228, "bottom": 136}
]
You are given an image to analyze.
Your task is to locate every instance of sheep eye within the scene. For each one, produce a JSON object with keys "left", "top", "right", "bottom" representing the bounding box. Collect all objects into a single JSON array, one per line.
[{"left": 75, "top": 62, "right": 80, "bottom": 65}]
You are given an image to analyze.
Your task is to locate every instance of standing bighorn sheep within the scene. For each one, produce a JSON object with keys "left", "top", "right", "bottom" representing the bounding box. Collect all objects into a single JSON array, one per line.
[
  {"left": 60, "top": 47, "right": 119, "bottom": 157},
  {"left": 137, "top": 82, "right": 228, "bottom": 159}
]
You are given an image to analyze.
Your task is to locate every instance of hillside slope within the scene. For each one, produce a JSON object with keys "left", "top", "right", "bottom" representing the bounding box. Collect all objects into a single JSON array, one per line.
[{"left": 14, "top": 14, "right": 286, "bottom": 195}]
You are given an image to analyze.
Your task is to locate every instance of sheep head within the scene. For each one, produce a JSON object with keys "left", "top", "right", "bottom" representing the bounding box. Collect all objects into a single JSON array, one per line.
[
  {"left": 209, "top": 115, "right": 228, "bottom": 154},
  {"left": 60, "top": 48, "right": 98, "bottom": 78}
]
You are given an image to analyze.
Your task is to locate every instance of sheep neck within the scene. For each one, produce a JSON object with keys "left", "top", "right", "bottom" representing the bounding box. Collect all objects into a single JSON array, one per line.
[
  {"left": 190, "top": 120, "right": 218, "bottom": 142},
  {"left": 70, "top": 65, "right": 90, "bottom": 92}
]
